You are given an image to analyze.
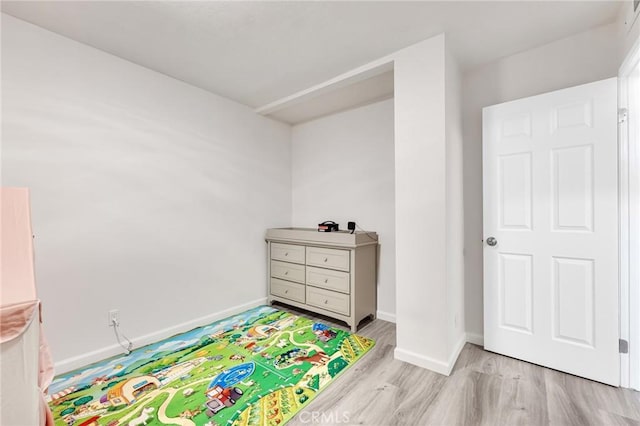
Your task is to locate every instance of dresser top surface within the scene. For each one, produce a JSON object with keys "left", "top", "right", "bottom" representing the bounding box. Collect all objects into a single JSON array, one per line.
[{"left": 266, "top": 227, "right": 378, "bottom": 247}]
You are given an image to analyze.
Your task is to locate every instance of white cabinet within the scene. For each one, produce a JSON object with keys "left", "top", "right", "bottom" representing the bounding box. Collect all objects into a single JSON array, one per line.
[{"left": 266, "top": 228, "right": 378, "bottom": 332}]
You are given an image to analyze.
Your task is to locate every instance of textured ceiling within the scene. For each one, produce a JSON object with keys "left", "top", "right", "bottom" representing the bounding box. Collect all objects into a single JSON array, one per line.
[{"left": 1, "top": 1, "right": 621, "bottom": 108}]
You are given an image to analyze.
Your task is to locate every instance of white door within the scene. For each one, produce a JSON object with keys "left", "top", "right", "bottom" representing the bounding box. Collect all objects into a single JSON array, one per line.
[{"left": 483, "top": 78, "right": 619, "bottom": 386}]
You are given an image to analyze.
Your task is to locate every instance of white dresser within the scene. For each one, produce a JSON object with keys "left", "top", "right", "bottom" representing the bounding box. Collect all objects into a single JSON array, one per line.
[{"left": 266, "top": 228, "right": 378, "bottom": 332}]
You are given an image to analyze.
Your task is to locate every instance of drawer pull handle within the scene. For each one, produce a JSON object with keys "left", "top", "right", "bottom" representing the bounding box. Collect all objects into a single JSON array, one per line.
[
  {"left": 324, "top": 258, "right": 328, "bottom": 262},
  {"left": 284, "top": 271, "right": 289, "bottom": 275},
  {"left": 324, "top": 299, "right": 328, "bottom": 304},
  {"left": 324, "top": 279, "right": 329, "bottom": 283}
]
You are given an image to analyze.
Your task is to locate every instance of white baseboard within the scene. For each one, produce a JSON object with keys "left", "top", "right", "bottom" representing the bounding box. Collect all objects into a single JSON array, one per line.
[
  {"left": 394, "top": 332, "right": 467, "bottom": 376},
  {"left": 376, "top": 310, "right": 396, "bottom": 323},
  {"left": 55, "top": 297, "right": 268, "bottom": 374},
  {"left": 466, "top": 332, "right": 484, "bottom": 347},
  {"left": 394, "top": 347, "right": 450, "bottom": 376}
]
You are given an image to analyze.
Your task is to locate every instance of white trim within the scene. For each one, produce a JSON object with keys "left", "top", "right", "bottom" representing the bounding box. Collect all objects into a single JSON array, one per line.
[
  {"left": 619, "top": 35, "right": 640, "bottom": 391},
  {"left": 619, "top": 72, "right": 631, "bottom": 389},
  {"left": 394, "top": 333, "right": 466, "bottom": 376},
  {"left": 394, "top": 347, "right": 451, "bottom": 376},
  {"left": 54, "top": 297, "right": 268, "bottom": 374},
  {"left": 465, "top": 332, "right": 484, "bottom": 347},
  {"left": 376, "top": 310, "right": 396, "bottom": 323}
]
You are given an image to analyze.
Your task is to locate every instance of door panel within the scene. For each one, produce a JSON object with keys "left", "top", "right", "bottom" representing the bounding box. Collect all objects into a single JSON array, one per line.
[
  {"left": 551, "top": 99, "right": 593, "bottom": 132},
  {"left": 552, "top": 256, "right": 595, "bottom": 347},
  {"left": 552, "top": 145, "right": 594, "bottom": 232},
  {"left": 499, "top": 253, "right": 533, "bottom": 334},
  {"left": 483, "top": 78, "right": 619, "bottom": 386},
  {"left": 499, "top": 153, "right": 532, "bottom": 230}
]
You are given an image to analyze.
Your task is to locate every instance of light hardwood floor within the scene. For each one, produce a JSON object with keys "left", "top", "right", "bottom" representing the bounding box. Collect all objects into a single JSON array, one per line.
[{"left": 273, "top": 303, "right": 640, "bottom": 426}]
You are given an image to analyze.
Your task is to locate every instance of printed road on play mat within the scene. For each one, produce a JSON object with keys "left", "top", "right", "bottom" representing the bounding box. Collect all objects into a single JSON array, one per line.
[{"left": 48, "top": 306, "right": 375, "bottom": 426}]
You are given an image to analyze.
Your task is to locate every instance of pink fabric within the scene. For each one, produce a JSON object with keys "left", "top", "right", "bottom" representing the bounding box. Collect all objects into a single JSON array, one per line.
[
  {"left": 1, "top": 188, "right": 54, "bottom": 425},
  {"left": 1, "top": 188, "right": 37, "bottom": 306},
  {"left": 0, "top": 300, "right": 38, "bottom": 343}
]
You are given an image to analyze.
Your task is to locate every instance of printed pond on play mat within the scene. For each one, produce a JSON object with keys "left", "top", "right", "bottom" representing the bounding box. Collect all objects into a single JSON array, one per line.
[{"left": 49, "top": 306, "right": 374, "bottom": 426}]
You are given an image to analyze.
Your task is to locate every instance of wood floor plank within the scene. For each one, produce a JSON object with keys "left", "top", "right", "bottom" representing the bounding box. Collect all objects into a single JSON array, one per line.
[
  {"left": 420, "top": 369, "right": 499, "bottom": 425},
  {"left": 545, "top": 368, "right": 603, "bottom": 426},
  {"left": 272, "top": 304, "right": 640, "bottom": 425},
  {"left": 597, "top": 410, "right": 640, "bottom": 426},
  {"left": 387, "top": 361, "right": 444, "bottom": 425}
]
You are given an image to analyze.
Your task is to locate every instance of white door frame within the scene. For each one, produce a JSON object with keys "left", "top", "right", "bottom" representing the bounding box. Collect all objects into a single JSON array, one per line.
[{"left": 619, "top": 36, "right": 640, "bottom": 390}]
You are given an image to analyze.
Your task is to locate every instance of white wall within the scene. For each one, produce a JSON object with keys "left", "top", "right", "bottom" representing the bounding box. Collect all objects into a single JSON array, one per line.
[
  {"left": 445, "top": 47, "right": 465, "bottom": 357},
  {"left": 291, "top": 99, "right": 395, "bottom": 320},
  {"left": 393, "top": 35, "right": 465, "bottom": 374},
  {"left": 291, "top": 35, "right": 466, "bottom": 374},
  {"left": 1, "top": 14, "right": 292, "bottom": 368},
  {"left": 617, "top": 1, "right": 640, "bottom": 60},
  {"left": 462, "top": 22, "right": 621, "bottom": 339}
]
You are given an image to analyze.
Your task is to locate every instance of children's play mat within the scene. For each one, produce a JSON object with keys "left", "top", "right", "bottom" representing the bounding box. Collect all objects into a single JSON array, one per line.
[{"left": 48, "top": 306, "right": 375, "bottom": 426}]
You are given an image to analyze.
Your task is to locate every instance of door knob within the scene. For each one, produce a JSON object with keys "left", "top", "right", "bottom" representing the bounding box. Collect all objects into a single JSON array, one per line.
[{"left": 486, "top": 237, "right": 498, "bottom": 247}]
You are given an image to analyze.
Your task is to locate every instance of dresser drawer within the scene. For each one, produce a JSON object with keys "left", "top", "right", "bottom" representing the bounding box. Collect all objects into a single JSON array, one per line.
[
  {"left": 271, "top": 243, "right": 305, "bottom": 264},
  {"left": 306, "top": 266, "right": 350, "bottom": 294},
  {"left": 271, "top": 260, "right": 305, "bottom": 284},
  {"left": 270, "top": 278, "right": 305, "bottom": 303},
  {"left": 306, "top": 286, "right": 350, "bottom": 316},
  {"left": 306, "top": 246, "right": 350, "bottom": 271}
]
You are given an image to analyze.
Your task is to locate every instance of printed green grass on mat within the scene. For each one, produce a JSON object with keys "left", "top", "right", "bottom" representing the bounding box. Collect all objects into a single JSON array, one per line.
[{"left": 49, "top": 306, "right": 375, "bottom": 426}]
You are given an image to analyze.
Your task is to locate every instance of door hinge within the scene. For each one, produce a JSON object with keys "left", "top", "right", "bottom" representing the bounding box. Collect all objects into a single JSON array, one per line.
[
  {"left": 619, "top": 108, "right": 628, "bottom": 124},
  {"left": 620, "top": 339, "right": 629, "bottom": 354}
]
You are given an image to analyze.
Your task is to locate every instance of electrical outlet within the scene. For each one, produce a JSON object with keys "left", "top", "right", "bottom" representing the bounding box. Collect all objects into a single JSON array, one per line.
[{"left": 108, "top": 309, "right": 119, "bottom": 327}]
